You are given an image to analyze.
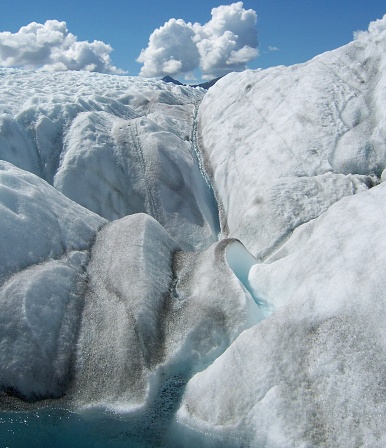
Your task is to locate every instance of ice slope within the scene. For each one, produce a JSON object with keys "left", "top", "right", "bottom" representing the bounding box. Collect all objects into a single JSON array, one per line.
[
  {"left": 54, "top": 110, "right": 218, "bottom": 250},
  {"left": 72, "top": 213, "right": 179, "bottom": 411},
  {"left": 198, "top": 16, "right": 386, "bottom": 259},
  {"left": 71, "top": 214, "right": 260, "bottom": 419},
  {"left": 0, "top": 161, "right": 105, "bottom": 400},
  {"left": 173, "top": 16, "right": 386, "bottom": 447},
  {"left": 176, "top": 182, "right": 386, "bottom": 448},
  {"left": 0, "top": 69, "right": 218, "bottom": 250}
]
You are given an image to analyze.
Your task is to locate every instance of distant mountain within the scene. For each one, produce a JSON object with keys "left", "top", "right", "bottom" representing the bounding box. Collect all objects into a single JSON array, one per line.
[
  {"left": 190, "top": 77, "right": 222, "bottom": 89},
  {"left": 161, "top": 75, "right": 221, "bottom": 90},
  {"left": 161, "top": 75, "right": 184, "bottom": 86}
]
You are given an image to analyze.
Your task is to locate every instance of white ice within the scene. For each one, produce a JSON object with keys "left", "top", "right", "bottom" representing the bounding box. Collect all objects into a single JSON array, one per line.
[
  {"left": 0, "top": 68, "right": 218, "bottom": 250},
  {"left": 198, "top": 16, "right": 386, "bottom": 259},
  {"left": 0, "top": 161, "right": 105, "bottom": 399},
  {"left": 174, "top": 15, "right": 386, "bottom": 447},
  {"left": 176, "top": 182, "right": 386, "bottom": 447}
]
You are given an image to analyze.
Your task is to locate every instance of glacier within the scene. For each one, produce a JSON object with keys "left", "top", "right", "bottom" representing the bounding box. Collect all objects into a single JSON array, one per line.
[{"left": 1, "top": 15, "right": 386, "bottom": 448}]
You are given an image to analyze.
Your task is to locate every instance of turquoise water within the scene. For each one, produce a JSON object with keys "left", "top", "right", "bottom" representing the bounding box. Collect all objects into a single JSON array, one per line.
[
  {"left": 1, "top": 409, "right": 147, "bottom": 448},
  {"left": 0, "top": 375, "right": 188, "bottom": 448},
  {"left": 0, "top": 408, "right": 178, "bottom": 448},
  {"left": 0, "top": 407, "right": 236, "bottom": 448}
]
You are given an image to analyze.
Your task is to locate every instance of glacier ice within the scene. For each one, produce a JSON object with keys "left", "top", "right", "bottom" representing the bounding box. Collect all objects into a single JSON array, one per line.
[
  {"left": 176, "top": 183, "right": 386, "bottom": 447},
  {"left": 1, "top": 14, "right": 386, "bottom": 448},
  {"left": 198, "top": 18, "right": 386, "bottom": 259},
  {"left": 70, "top": 214, "right": 261, "bottom": 415},
  {"left": 72, "top": 213, "right": 180, "bottom": 411},
  {"left": 0, "top": 161, "right": 105, "bottom": 400},
  {"left": 225, "top": 240, "right": 271, "bottom": 317},
  {"left": 54, "top": 111, "right": 218, "bottom": 250},
  {"left": 0, "top": 68, "right": 217, "bottom": 250}
]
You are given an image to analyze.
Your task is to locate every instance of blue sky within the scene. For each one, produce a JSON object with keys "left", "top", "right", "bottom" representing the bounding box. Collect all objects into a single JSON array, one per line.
[{"left": 0, "top": 0, "right": 385, "bottom": 81}]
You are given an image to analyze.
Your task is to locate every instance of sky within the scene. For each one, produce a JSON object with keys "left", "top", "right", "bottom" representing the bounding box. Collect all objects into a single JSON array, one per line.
[{"left": 0, "top": 0, "right": 385, "bottom": 82}]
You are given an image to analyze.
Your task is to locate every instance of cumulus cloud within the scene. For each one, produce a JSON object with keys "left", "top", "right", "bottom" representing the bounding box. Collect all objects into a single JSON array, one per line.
[
  {"left": 137, "top": 2, "right": 258, "bottom": 79},
  {"left": 268, "top": 45, "right": 279, "bottom": 52},
  {"left": 137, "top": 18, "right": 199, "bottom": 77},
  {"left": 0, "top": 20, "right": 124, "bottom": 73},
  {"left": 354, "top": 14, "right": 386, "bottom": 40}
]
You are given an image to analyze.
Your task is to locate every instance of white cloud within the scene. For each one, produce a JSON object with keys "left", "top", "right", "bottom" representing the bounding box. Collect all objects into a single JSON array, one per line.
[
  {"left": 268, "top": 45, "right": 279, "bottom": 52},
  {"left": 137, "top": 18, "right": 199, "bottom": 77},
  {"left": 0, "top": 20, "right": 124, "bottom": 74},
  {"left": 137, "top": 2, "right": 258, "bottom": 79},
  {"left": 227, "top": 45, "right": 259, "bottom": 64},
  {"left": 354, "top": 14, "right": 386, "bottom": 40},
  {"left": 184, "top": 72, "right": 197, "bottom": 81}
]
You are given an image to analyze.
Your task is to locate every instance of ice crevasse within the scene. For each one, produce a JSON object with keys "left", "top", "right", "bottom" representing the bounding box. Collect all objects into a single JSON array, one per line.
[{"left": 0, "top": 14, "right": 386, "bottom": 448}]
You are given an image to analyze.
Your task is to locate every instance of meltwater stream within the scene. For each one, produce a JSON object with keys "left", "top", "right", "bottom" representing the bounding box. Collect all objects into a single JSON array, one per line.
[
  {"left": 225, "top": 241, "right": 274, "bottom": 319},
  {"left": 190, "top": 104, "right": 221, "bottom": 239}
]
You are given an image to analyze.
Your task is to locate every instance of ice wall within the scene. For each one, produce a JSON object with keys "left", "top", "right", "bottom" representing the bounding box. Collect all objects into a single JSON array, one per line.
[
  {"left": 176, "top": 183, "right": 386, "bottom": 447},
  {"left": 173, "top": 16, "right": 386, "bottom": 447},
  {"left": 0, "top": 161, "right": 105, "bottom": 400},
  {"left": 198, "top": 17, "right": 386, "bottom": 259}
]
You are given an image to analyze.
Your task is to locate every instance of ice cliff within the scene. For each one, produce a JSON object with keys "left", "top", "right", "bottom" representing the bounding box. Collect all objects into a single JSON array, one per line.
[{"left": 1, "top": 15, "right": 386, "bottom": 448}]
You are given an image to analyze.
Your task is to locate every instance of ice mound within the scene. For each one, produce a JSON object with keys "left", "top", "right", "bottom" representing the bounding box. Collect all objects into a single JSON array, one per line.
[
  {"left": 0, "top": 161, "right": 105, "bottom": 400},
  {"left": 54, "top": 111, "right": 218, "bottom": 250},
  {"left": 0, "top": 161, "right": 105, "bottom": 284},
  {"left": 0, "top": 68, "right": 217, "bottom": 250},
  {"left": 198, "top": 16, "right": 386, "bottom": 259},
  {"left": 71, "top": 213, "right": 261, "bottom": 417},
  {"left": 176, "top": 182, "right": 386, "bottom": 447},
  {"left": 72, "top": 213, "right": 179, "bottom": 411}
]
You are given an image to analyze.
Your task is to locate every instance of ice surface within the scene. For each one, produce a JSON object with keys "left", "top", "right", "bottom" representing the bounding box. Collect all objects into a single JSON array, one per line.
[
  {"left": 0, "top": 161, "right": 105, "bottom": 283},
  {"left": 71, "top": 214, "right": 260, "bottom": 416},
  {"left": 198, "top": 19, "right": 386, "bottom": 259},
  {"left": 166, "top": 238, "right": 263, "bottom": 368},
  {"left": 0, "top": 68, "right": 217, "bottom": 250},
  {"left": 0, "top": 161, "right": 105, "bottom": 399},
  {"left": 0, "top": 253, "right": 87, "bottom": 400},
  {"left": 225, "top": 240, "right": 272, "bottom": 316},
  {"left": 176, "top": 183, "right": 386, "bottom": 447},
  {"left": 173, "top": 19, "right": 386, "bottom": 445},
  {"left": 1, "top": 15, "right": 386, "bottom": 448},
  {"left": 72, "top": 213, "right": 179, "bottom": 411},
  {"left": 54, "top": 110, "right": 218, "bottom": 250}
]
